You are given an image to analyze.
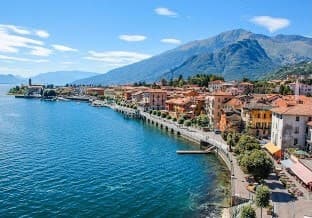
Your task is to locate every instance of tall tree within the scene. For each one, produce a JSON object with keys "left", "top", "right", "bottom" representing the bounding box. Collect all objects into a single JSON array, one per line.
[
  {"left": 255, "top": 185, "right": 270, "bottom": 218},
  {"left": 240, "top": 204, "right": 256, "bottom": 218}
]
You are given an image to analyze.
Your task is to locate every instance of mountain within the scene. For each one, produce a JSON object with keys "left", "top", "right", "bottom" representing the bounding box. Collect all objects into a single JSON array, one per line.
[
  {"left": 73, "top": 29, "right": 312, "bottom": 85},
  {"left": 0, "top": 74, "right": 24, "bottom": 84},
  {"left": 31, "top": 71, "right": 100, "bottom": 85},
  {"left": 263, "top": 61, "right": 312, "bottom": 80}
]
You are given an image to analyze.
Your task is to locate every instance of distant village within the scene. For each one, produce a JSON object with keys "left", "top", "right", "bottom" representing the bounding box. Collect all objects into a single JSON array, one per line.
[{"left": 9, "top": 73, "right": 312, "bottom": 195}]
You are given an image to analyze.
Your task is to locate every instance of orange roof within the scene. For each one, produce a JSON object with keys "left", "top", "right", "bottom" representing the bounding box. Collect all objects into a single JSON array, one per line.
[
  {"left": 208, "top": 91, "right": 233, "bottom": 96},
  {"left": 271, "top": 104, "right": 312, "bottom": 116},
  {"left": 225, "top": 98, "right": 243, "bottom": 108},
  {"left": 144, "top": 89, "right": 167, "bottom": 93},
  {"left": 166, "top": 97, "right": 192, "bottom": 106}
]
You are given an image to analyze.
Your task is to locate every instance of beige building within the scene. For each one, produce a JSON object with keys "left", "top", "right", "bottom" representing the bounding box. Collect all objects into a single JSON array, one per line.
[
  {"left": 140, "top": 89, "right": 167, "bottom": 111},
  {"left": 205, "top": 92, "right": 233, "bottom": 129}
]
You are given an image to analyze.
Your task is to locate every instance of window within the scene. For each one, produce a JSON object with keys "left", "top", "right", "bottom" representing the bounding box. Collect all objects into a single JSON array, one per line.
[
  {"left": 258, "top": 113, "right": 260, "bottom": 118},
  {"left": 294, "top": 138, "right": 298, "bottom": 145},
  {"left": 263, "top": 114, "right": 266, "bottom": 119},
  {"left": 296, "top": 116, "right": 300, "bottom": 121},
  {"left": 294, "top": 127, "right": 299, "bottom": 134},
  {"left": 309, "top": 117, "right": 312, "bottom": 122}
]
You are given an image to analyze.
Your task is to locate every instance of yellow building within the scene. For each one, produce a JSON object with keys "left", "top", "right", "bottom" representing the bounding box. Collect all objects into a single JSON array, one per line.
[{"left": 242, "top": 102, "right": 273, "bottom": 138}]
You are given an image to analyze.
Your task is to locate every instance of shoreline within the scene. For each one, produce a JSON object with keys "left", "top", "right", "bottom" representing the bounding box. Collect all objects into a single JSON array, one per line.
[{"left": 110, "top": 104, "right": 233, "bottom": 216}]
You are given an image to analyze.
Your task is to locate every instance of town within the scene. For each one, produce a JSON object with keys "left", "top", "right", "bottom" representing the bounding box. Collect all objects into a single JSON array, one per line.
[{"left": 9, "top": 73, "right": 312, "bottom": 217}]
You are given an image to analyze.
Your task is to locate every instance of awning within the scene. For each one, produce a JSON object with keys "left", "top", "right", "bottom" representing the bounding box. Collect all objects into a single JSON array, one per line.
[
  {"left": 264, "top": 142, "right": 281, "bottom": 156},
  {"left": 290, "top": 162, "right": 312, "bottom": 185},
  {"left": 281, "top": 159, "right": 293, "bottom": 169}
]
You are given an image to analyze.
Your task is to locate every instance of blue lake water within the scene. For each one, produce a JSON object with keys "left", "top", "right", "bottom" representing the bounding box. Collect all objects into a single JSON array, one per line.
[{"left": 0, "top": 85, "right": 229, "bottom": 217}]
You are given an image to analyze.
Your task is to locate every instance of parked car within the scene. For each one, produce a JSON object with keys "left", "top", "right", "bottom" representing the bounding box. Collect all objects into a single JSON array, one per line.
[{"left": 214, "top": 129, "right": 221, "bottom": 134}]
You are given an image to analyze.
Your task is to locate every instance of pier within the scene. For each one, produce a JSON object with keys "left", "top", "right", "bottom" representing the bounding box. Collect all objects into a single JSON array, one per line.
[{"left": 176, "top": 145, "right": 216, "bottom": 154}]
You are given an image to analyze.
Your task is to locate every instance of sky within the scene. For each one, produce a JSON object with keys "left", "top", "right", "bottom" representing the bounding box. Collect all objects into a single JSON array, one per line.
[{"left": 0, "top": 0, "right": 311, "bottom": 77}]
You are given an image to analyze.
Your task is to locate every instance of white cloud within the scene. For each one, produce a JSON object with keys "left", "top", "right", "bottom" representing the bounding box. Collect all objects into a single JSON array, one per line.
[
  {"left": 0, "top": 24, "right": 31, "bottom": 35},
  {"left": 0, "top": 27, "right": 43, "bottom": 53},
  {"left": 52, "top": 44, "right": 78, "bottom": 52},
  {"left": 61, "top": 61, "right": 73, "bottom": 65},
  {"left": 29, "top": 46, "right": 52, "bottom": 56},
  {"left": 250, "top": 16, "right": 290, "bottom": 33},
  {"left": 154, "top": 7, "right": 178, "bottom": 17},
  {"left": 161, "top": 38, "right": 182, "bottom": 44},
  {"left": 119, "top": 34, "right": 147, "bottom": 42},
  {"left": 85, "top": 50, "right": 151, "bottom": 66},
  {"left": 0, "top": 54, "right": 48, "bottom": 63},
  {"left": 35, "top": 30, "right": 50, "bottom": 38}
]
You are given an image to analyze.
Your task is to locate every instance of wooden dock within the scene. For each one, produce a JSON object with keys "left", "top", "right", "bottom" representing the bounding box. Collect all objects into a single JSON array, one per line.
[{"left": 176, "top": 145, "right": 216, "bottom": 154}]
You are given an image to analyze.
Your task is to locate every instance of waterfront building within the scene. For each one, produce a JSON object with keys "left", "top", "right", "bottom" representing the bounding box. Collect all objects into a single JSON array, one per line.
[
  {"left": 205, "top": 92, "right": 234, "bottom": 129},
  {"left": 104, "top": 88, "right": 116, "bottom": 99},
  {"left": 140, "top": 89, "right": 167, "bottom": 111},
  {"left": 86, "top": 87, "right": 105, "bottom": 96},
  {"left": 270, "top": 104, "right": 312, "bottom": 154},
  {"left": 165, "top": 97, "right": 193, "bottom": 118}
]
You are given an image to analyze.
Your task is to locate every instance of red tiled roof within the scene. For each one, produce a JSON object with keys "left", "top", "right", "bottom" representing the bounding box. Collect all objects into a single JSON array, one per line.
[{"left": 271, "top": 104, "right": 312, "bottom": 116}]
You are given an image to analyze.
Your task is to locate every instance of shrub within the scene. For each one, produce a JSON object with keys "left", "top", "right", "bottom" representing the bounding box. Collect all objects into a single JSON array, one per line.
[
  {"left": 172, "top": 117, "right": 177, "bottom": 122},
  {"left": 184, "top": 120, "right": 192, "bottom": 127},
  {"left": 166, "top": 115, "right": 172, "bottom": 120},
  {"left": 152, "top": 110, "right": 157, "bottom": 115},
  {"left": 161, "top": 112, "right": 167, "bottom": 118},
  {"left": 178, "top": 118, "right": 185, "bottom": 124},
  {"left": 157, "top": 111, "right": 161, "bottom": 116},
  {"left": 149, "top": 110, "right": 153, "bottom": 114}
]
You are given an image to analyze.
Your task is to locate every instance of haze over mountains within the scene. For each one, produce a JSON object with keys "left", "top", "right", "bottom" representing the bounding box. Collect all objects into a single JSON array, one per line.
[
  {"left": 74, "top": 29, "right": 312, "bottom": 85},
  {"left": 0, "top": 71, "right": 99, "bottom": 85}
]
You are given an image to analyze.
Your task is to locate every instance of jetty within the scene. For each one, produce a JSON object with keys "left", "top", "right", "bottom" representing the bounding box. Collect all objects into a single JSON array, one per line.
[{"left": 176, "top": 145, "right": 216, "bottom": 154}]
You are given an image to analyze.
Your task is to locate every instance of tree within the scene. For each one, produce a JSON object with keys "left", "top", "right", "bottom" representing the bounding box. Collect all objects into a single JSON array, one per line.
[
  {"left": 240, "top": 204, "right": 256, "bottom": 218},
  {"left": 160, "top": 78, "right": 168, "bottom": 86},
  {"left": 235, "top": 135, "right": 260, "bottom": 154},
  {"left": 255, "top": 185, "right": 270, "bottom": 218},
  {"left": 239, "top": 150, "right": 273, "bottom": 180}
]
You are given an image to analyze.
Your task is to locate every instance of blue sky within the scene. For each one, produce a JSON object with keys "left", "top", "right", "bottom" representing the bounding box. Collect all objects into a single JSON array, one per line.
[{"left": 0, "top": 0, "right": 311, "bottom": 77}]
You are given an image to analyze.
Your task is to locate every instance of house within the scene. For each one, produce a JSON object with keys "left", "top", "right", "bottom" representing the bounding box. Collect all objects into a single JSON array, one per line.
[
  {"left": 140, "top": 89, "right": 167, "bottom": 111},
  {"left": 238, "top": 82, "right": 254, "bottom": 94},
  {"left": 219, "top": 109, "right": 242, "bottom": 132},
  {"left": 86, "top": 87, "right": 105, "bottom": 96},
  {"left": 241, "top": 101, "right": 273, "bottom": 138},
  {"left": 165, "top": 97, "right": 193, "bottom": 118},
  {"left": 205, "top": 92, "right": 234, "bottom": 129},
  {"left": 270, "top": 104, "right": 312, "bottom": 154},
  {"left": 288, "top": 82, "right": 312, "bottom": 96},
  {"left": 208, "top": 80, "right": 224, "bottom": 92}
]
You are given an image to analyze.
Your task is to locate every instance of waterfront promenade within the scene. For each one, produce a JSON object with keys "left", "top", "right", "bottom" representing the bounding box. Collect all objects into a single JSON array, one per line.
[{"left": 113, "top": 104, "right": 312, "bottom": 218}]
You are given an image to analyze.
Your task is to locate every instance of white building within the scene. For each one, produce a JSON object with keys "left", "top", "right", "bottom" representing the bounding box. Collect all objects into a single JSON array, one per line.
[
  {"left": 288, "top": 82, "right": 312, "bottom": 96},
  {"left": 270, "top": 104, "right": 312, "bottom": 152}
]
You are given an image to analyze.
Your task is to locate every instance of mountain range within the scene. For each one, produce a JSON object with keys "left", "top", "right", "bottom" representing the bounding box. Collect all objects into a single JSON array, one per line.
[
  {"left": 73, "top": 29, "right": 312, "bottom": 85},
  {"left": 0, "top": 74, "right": 24, "bottom": 84},
  {"left": 0, "top": 71, "right": 99, "bottom": 85}
]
